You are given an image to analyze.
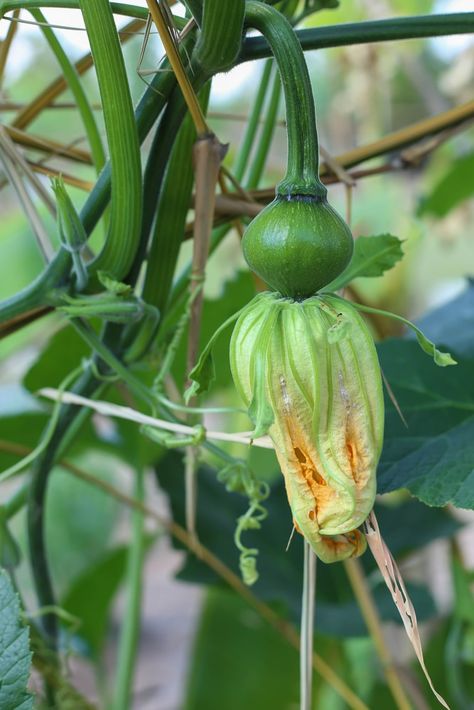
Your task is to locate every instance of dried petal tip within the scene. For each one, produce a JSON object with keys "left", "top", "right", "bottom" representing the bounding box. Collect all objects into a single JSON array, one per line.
[{"left": 230, "top": 293, "right": 384, "bottom": 563}]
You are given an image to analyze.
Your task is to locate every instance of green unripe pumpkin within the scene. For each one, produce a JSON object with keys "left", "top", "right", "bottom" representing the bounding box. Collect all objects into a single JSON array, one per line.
[{"left": 242, "top": 196, "right": 354, "bottom": 299}]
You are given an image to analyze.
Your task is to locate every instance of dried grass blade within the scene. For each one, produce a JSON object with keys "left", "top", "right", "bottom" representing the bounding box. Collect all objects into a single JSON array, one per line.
[
  {"left": 364, "top": 511, "right": 450, "bottom": 709},
  {"left": 5, "top": 124, "right": 92, "bottom": 163},
  {"left": 0, "top": 8, "right": 19, "bottom": 85},
  {"left": 0, "top": 124, "right": 56, "bottom": 213},
  {"left": 0, "top": 130, "right": 54, "bottom": 260},
  {"left": 25, "top": 162, "right": 93, "bottom": 191},
  {"left": 381, "top": 369, "right": 408, "bottom": 428}
]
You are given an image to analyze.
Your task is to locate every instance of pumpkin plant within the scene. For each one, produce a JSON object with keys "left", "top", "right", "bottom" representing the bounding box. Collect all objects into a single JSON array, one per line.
[{"left": 0, "top": 1, "right": 473, "bottom": 709}]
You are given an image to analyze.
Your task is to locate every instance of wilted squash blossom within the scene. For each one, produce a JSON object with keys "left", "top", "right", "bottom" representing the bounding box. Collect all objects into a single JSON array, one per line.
[{"left": 229, "top": 292, "right": 384, "bottom": 563}]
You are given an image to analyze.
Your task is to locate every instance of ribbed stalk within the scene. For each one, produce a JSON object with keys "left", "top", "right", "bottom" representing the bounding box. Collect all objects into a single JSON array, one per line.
[
  {"left": 27, "top": 366, "right": 102, "bottom": 649},
  {"left": 126, "top": 71, "right": 208, "bottom": 290},
  {"left": 79, "top": 0, "right": 142, "bottom": 280},
  {"left": 79, "top": 50, "right": 184, "bottom": 239},
  {"left": 195, "top": 0, "right": 245, "bottom": 72},
  {"left": 0, "top": 249, "right": 70, "bottom": 329},
  {"left": 242, "top": 12, "right": 474, "bottom": 59},
  {"left": 143, "top": 84, "right": 211, "bottom": 313},
  {"left": 244, "top": 1, "right": 325, "bottom": 197}
]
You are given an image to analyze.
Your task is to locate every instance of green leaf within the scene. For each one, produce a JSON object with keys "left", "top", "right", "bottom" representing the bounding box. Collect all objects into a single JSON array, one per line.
[
  {"left": 378, "top": 339, "right": 474, "bottom": 507},
  {"left": 418, "top": 152, "right": 474, "bottom": 218},
  {"left": 325, "top": 234, "right": 404, "bottom": 291},
  {"left": 185, "top": 346, "right": 216, "bottom": 402},
  {"left": 0, "top": 569, "right": 34, "bottom": 710}
]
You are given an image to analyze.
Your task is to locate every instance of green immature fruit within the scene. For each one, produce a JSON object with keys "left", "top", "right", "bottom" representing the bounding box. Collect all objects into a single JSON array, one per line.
[
  {"left": 242, "top": 196, "right": 354, "bottom": 299},
  {"left": 230, "top": 292, "right": 384, "bottom": 563}
]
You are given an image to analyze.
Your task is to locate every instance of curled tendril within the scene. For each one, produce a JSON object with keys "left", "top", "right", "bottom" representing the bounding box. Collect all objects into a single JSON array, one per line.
[
  {"left": 218, "top": 461, "right": 270, "bottom": 585},
  {"left": 86, "top": 357, "right": 119, "bottom": 383}
]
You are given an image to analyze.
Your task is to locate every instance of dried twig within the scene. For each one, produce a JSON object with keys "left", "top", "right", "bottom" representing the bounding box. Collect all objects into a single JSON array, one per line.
[{"left": 38, "top": 388, "right": 274, "bottom": 449}]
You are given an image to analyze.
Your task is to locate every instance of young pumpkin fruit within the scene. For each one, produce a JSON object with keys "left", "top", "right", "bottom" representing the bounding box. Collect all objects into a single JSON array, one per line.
[
  {"left": 242, "top": 196, "right": 353, "bottom": 299},
  {"left": 229, "top": 292, "right": 384, "bottom": 563}
]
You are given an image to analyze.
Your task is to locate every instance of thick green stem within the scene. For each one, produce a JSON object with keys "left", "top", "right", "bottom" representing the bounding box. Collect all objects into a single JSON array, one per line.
[
  {"left": 195, "top": 0, "right": 245, "bottom": 72},
  {"left": 126, "top": 71, "right": 208, "bottom": 288},
  {"left": 142, "top": 84, "right": 211, "bottom": 312},
  {"left": 113, "top": 466, "right": 146, "bottom": 710},
  {"left": 79, "top": 60, "right": 179, "bottom": 238},
  {"left": 242, "top": 12, "right": 474, "bottom": 59},
  {"left": 79, "top": 0, "right": 142, "bottom": 280},
  {"left": 245, "top": 1, "right": 324, "bottom": 197},
  {"left": 0, "top": 249, "right": 70, "bottom": 328},
  {"left": 27, "top": 365, "right": 101, "bottom": 649}
]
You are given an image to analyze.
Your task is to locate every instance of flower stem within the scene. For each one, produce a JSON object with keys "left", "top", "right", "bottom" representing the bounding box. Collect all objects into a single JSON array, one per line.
[
  {"left": 244, "top": 1, "right": 325, "bottom": 197},
  {"left": 301, "top": 540, "right": 317, "bottom": 710}
]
